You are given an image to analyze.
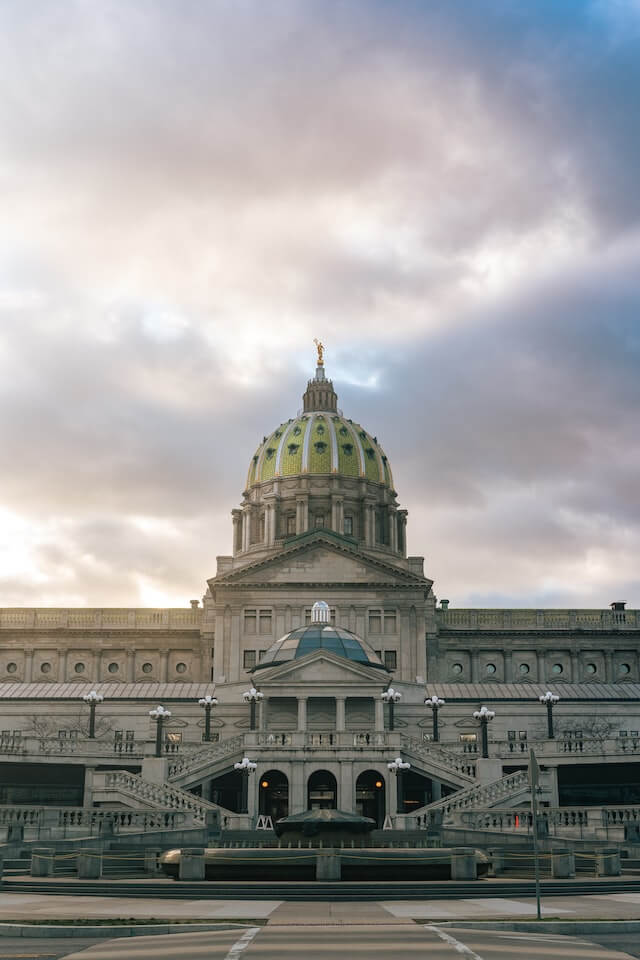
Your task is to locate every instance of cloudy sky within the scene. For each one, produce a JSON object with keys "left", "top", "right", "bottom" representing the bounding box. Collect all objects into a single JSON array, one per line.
[{"left": 1, "top": 0, "right": 639, "bottom": 610}]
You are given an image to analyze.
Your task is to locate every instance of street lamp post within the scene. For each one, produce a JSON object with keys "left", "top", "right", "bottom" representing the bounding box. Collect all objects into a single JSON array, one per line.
[
  {"left": 198, "top": 694, "right": 218, "bottom": 742},
  {"left": 539, "top": 691, "right": 560, "bottom": 739},
  {"left": 148, "top": 705, "right": 171, "bottom": 758},
  {"left": 234, "top": 756, "right": 257, "bottom": 814},
  {"left": 242, "top": 687, "right": 264, "bottom": 731},
  {"left": 381, "top": 687, "right": 402, "bottom": 732},
  {"left": 387, "top": 756, "right": 411, "bottom": 814},
  {"left": 424, "top": 694, "right": 445, "bottom": 742},
  {"left": 473, "top": 706, "right": 496, "bottom": 759},
  {"left": 82, "top": 690, "right": 104, "bottom": 739}
]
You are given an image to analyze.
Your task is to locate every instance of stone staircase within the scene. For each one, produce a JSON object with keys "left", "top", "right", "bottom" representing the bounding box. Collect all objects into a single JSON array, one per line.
[
  {"left": 92, "top": 770, "right": 239, "bottom": 826},
  {"left": 399, "top": 770, "right": 532, "bottom": 828},
  {"left": 167, "top": 735, "right": 245, "bottom": 788},
  {"left": 400, "top": 737, "right": 476, "bottom": 788}
]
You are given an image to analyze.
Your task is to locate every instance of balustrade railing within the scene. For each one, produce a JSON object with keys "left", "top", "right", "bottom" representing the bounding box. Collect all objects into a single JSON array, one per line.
[
  {"left": 247, "top": 731, "right": 394, "bottom": 749},
  {"left": 401, "top": 736, "right": 476, "bottom": 778},
  {"left": 167, "top": 735, "right": 245, "bottom": 780},
  {"left": 0, "top": 804, "right": 188, "bottom": 838},
  {"left": 445, "top": 803, "right": 640, "bottom": 837},
  {"left": 98, "top": 770, "right": 225, "bottom": 823}
]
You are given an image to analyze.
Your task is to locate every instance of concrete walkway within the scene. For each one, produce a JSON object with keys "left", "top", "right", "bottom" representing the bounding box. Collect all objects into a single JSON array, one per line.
[{"left": 2, "top": 891, "right": 640, "bottom": 923}]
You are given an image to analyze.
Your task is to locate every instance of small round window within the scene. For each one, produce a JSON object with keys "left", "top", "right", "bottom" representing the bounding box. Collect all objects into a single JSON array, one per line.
[
  {"left": 142, "top": 662, "right": 153, "bottom": 674},
  {"left": 40, "top": 662, "right": 51, "bottom": 674},
  {"left": 519, "top": 663, "right": 530, "bottom": 675},
  {"left": 586, "top": 663, "right": 597, "bottom": 675},
  {"left": 74, "top": 662, "right": 85, "bottom": 674},
  {"left": 552, "top": 663, "right": 563, "bottom": 675},
  {"left": 107, "top": 662, "right": 119, "bottom": 674},
  {"left": 175, "top": 662, "right": 187, "bottom": 674},
  {"left": 6, "top": 662, "right": 17, "bottom": 674},
  {"left": 486, "top": 663, "right": 496, "bottom": 675},
  {"left": 619, "top": 663, "right": 631, "bottom": 675},
  {"left": 452, "top": 663, "right": 463, "bottom": 675}
]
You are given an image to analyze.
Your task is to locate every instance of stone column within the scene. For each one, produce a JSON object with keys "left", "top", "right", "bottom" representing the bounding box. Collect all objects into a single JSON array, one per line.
[
  {"left": 374, "top": 697, "right": 384, "bottom": 732},
  {"left": 242, "top": 507, "right": 251, "bottom": 551},
  {"left": 398, "top": 511, "right": 408, "bottom": 556},
  {"left": 258, "top": 697, "right": 266, "bottom": 731},
  {"left": 471, "top": 651, "right": 480, "bottom": 683},
  {"left": 290, "top": 761, "right": 305, "bottom": 814},
  {"left": 24, "top": 650, "right": 33, "bottom": 683},
  {"left": 126, "top": 649, "right": 135, "bottom": 682},
  {"left": 570, "top": 651, "right": 579, "bottom": 681},
  {"left": 335, "top": 697, "right": 346, "bottom": 733},
  {"left": 388, "top": 507, "right": 397, "bottom": 552},
  {"left": 229, "top": 609, "right": 241, "bottom": 682},
  {"left": 159, "top": 650, "right": 169, "bottom": 682},
  {"left": 339, "top": 763, "right": 353, "bottom": 812},
  {"left": 536, "top": 651, "right": 546, "bottom": 682},
  {"left": 231, "top": 509, "right": 242, "bottom": 555},
  {"left": 605, "top": 652, "right": 614, "bottom": 682},
  {"left": 297, "top": 697, "right": 307, "bottom": 732},
  {"left": 504, "top": 651, "right": 512, "bottom": 683}
]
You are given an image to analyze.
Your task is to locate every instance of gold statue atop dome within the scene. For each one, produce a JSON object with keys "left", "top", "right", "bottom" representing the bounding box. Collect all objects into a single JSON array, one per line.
[{"left": 313, "top": 338, "right": 324, "bottom": 366}]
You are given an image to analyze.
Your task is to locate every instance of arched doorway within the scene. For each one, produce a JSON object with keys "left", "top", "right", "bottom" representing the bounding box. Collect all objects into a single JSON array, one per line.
[
  {"left": 356, "top": 769, "right": 385, "bottom": 827},
  {"left": 259, "top": 769, "right": 289, "bottom": 821},
  {"left": 307, "top": 769, "right": 337, "bottom": 810}
]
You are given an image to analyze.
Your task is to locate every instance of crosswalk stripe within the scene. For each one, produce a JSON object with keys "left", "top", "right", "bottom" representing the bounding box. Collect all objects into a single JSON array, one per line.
[
  {"left": 430, "top": 925, "right": 485, "bottom": 959},
  {"left": 224, "top": 926, "right": 261, "bottom": 959}
]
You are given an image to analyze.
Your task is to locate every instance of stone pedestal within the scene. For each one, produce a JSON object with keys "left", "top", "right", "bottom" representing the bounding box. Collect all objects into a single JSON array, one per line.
[
  {"left": 31, "top": 848, "right": 55, "bottom": 877},
  {"left": 145, "top": 848, "right": 162, "bottom": 876},
  {"left": 315, "top": 850, "right": 341, "bottom": 881},
  {"left": 77, "top": 848, "right": 102, "bottom": 879},
  {"left": 596, "top": 847, "right": 621, "bottom": 877},
  {"left": 179, "top": 847, "right": 206, "bottom": 881},
  {"left": 141, "top": 755, "right": 169, "bottom": 784},
  {"left": 488, "top": 848, "right": 504, "bottom": 876},
  {"left": 450, "top": 847, "right": 476, "bottom": 881},
  {"left": 206, "top": 809, "right": 221, "bottom": 840},
  {"left": 551, "top": 849, "right": 575, "bottom": 878}
]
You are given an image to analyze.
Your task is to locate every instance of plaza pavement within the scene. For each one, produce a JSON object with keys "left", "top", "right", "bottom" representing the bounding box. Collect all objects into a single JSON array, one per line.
[{"left": 2, "top": 890, "right": 640, "bottom": 923}]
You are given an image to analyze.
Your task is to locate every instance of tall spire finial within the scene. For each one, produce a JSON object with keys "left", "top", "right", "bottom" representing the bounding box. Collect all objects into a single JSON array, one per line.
[{"left": 313, "top": 338, "right": 324, "bottom": 367}]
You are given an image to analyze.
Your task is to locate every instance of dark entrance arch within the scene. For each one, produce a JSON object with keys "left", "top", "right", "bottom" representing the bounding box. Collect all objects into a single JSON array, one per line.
[
  {"left": 259, "top": 769, "right": 289, "bottom": 821},
  {"left": 356, "top": 769, "right": 385, "bottom": 827},
  {"left": 307, "top": 769, "right": 337, "bottom": 810}
]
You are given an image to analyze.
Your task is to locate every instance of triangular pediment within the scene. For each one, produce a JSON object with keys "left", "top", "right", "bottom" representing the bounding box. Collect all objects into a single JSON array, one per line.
[
  {"left": 253, "top": 648, "right": 389, "bottom": 687},
  {"left": 210, "top": 532, "right": 430, "bottom": 589}
]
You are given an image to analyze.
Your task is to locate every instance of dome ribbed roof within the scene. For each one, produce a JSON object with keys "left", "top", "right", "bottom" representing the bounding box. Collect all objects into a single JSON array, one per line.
[
  {"left": 246, "top": 413, "right": 393, "bottom": 490},
  {"left": 253, "top": 623, "right": 388, "bottom": 672}
]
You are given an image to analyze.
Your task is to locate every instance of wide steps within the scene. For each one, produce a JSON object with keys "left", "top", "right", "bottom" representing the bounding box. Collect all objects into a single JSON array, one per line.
[{"left": 4, "top": 877, "right": 640, "bottom": 900}]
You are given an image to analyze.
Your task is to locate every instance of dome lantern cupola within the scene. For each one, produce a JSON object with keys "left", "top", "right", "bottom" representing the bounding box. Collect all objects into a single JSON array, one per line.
[{"left": 303, "top": 339, "right": 338, "bottom": 413}]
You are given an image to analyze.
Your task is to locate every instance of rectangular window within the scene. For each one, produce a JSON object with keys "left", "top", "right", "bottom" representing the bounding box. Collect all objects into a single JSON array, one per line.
[
  {"left": 243, "top": 650, "right": 257, "bottom": 670},
  {"left": 368, "top": 610, "right": 382, "bottom": 633},
  {"left": 114, "top": 730, "right": 123, "bottom": 742},
  {"left": 315, "top": 514, "right": 324, "bottom": 527},
  {"left": 166, "top": 731, "right": 182, "bottom": 744},
  {"left": 125, "top": 730, "right": 134, "bottom": 741},
  {"left": 287, "top": 514, "right": 296, "bottom": 535},
  {"left": 258, "top": 649, "right": 267, "bottom": 662},
  {"left": 518, "top": 731, "right": 528, "bottom": 741},
  {"left": 202, "top": 731, "right": 220, "bottom": 742},
  {"left": 384, "top": 650, "right": 397, "bottom": 671},
  {"left": 344, "top": 516, "right": 353, "bottom": 536},
  {"left": 384, "top": 611, "right": 397, "bottom": 635},
  {"left": 374, "top": 650, "right": 382, "bottom": 660},
  {"left": 244, "top": 609, "right": 257, "bottom": 634},
  {"left": 507, "top": 730, "right": 516, "bottom": 741},
  {"left": 259, "top": 609, "right": 272, "bottom": 633},
  {"left": 58, "top": 730, "right": 67, "bottom": 739},
  {"left": 619, "top": 730, "right": 628, "bottom": 737},
  {"left": 459, "top": 733, "right": 477, "bottom": 743}
]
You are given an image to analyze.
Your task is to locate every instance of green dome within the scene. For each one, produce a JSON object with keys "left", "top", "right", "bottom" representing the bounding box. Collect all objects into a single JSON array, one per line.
[{"left": 246, "top": 413, "right": 394, "bottom": 489}]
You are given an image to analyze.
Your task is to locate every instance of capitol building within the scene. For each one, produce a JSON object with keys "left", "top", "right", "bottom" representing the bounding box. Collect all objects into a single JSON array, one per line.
[{"left": 0, "top": 349, "right": 639, "bottom": 829}]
